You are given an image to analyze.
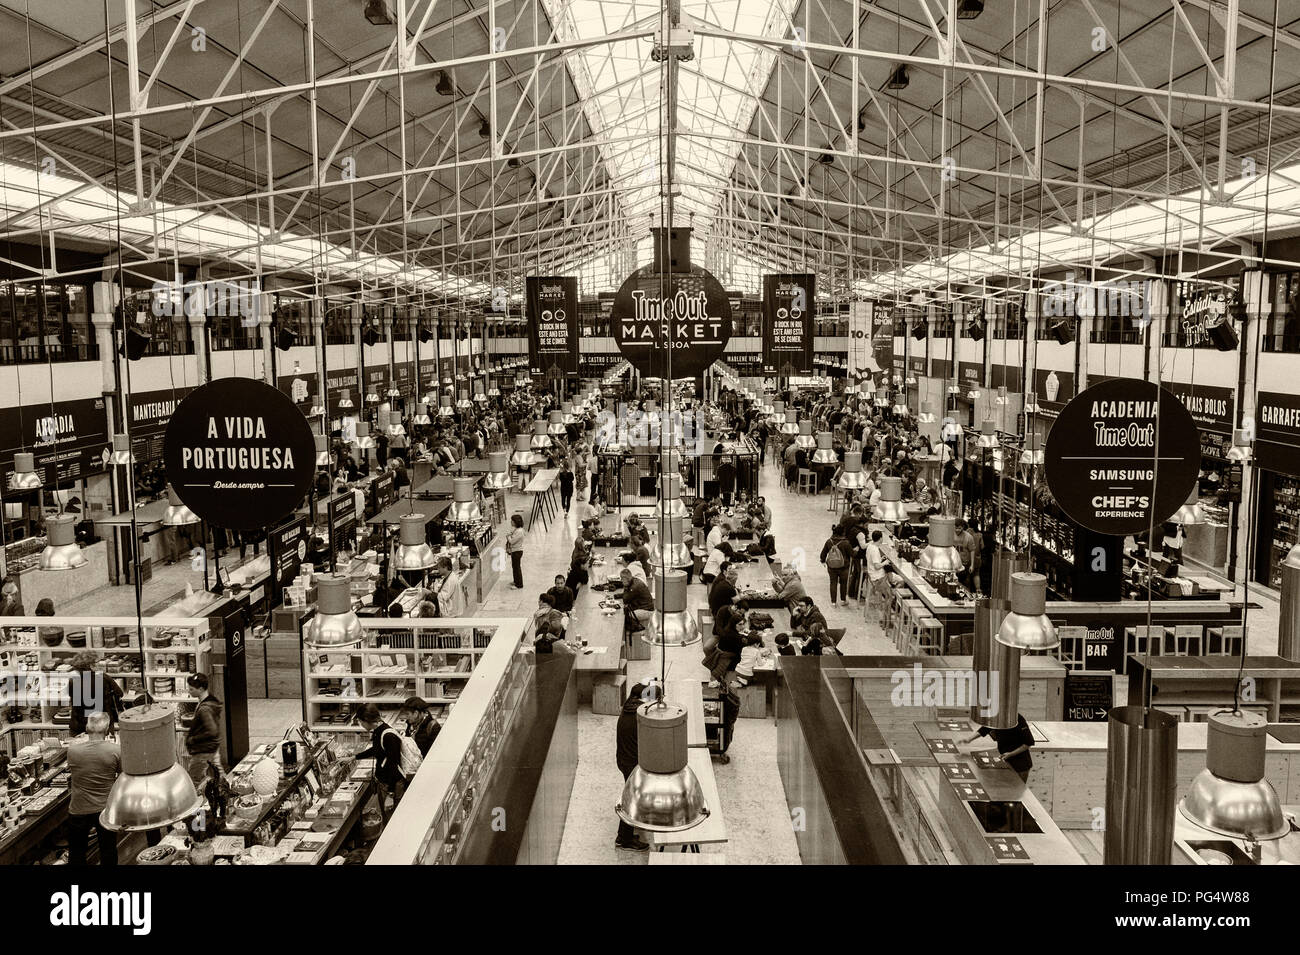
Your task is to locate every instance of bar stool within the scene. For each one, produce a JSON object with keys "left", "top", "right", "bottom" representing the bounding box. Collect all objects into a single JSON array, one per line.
[
  {"left": 1174, "top": 624, "right": 1204, "bottom": 656},
  {"left": 914, "top": 617, "right": 944, "bottom": 656},
  {"left": 828, "top": 484, "right": 841, "bottom": 512},
  {"left": 797, "top": 469, "right": 817, "bottom": 495}
]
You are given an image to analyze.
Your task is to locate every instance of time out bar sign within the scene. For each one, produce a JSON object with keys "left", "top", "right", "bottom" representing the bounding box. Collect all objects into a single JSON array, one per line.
[
  {"left": 1043, "top": 378, "right": 1200, "bottom": 536},
  {"left": 163, "top": 378, "right": 317, "bottom": 531}
]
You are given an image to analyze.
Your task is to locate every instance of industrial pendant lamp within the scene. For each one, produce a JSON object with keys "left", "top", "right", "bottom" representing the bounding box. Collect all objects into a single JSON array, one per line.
[
  {"left": 1180, "top": 710, "right": 1287, "bottom": 845},
  {"left": 353, "top": 422, "right": 376, "bottom": 451},
  {"left": 386, "top": 385, "right": 400, "bottom": 399},
  {"left": 770, "top": 399, "right": 786, "bottom": 425},
  {"left": 918, "top": 401, "right": 936, "bottom": 424},
  {"left": 162, "top": 485, "right": 200, "bottom": 527},
  {"left": 561, "top": 401, "right": 578, "bottom": 425},
  {"left": 482, "top": 450, "right": 512, "bottom": 490},
  {"left": 110, "top": 434, "right": 135, "bottom": 466},
  {"left": 995, "top": 573, "right": 1059, "bottom": 650},
  {"left": 614, "top": 696, "right": 709, "bottom": 832},
  {"left": 438, "top": 398, "right": 455, "bottom": 420},
  {"left": 40, "top": 513, "right": 87, "bottom": 571},
  {"left": 9, "top": 452, "right": 42, "bottom": 491},
  {"left": 995, "top": 386, "right": 1009, "bottom": 406},
  {"left": 393, "top": 513, "right": 437, "bottom": 571},
  {"left": 1172, "top": 489, "right": 1206, "bottom": 526},
  {"left": 100, "top": 707, "right": 202, "bottom": 832},
  {"left": 1022, "top": 392, "right": 1041, "bottom": 414},
  {"left": 337, "top": 389, "right": 354, "bottom": 410},
  {"left": 654, "top": 473, "right": 689, "bottom": 519},
  {"left": 838, "top": 451, "right": 868, "bottom": 490},
  {"left": 645, "top": 569, "right": 699, "bottom": 647},
  {"left": 811, "top": 431, "right": 837, "bottom": 465},
  {"left": 314, "top": 434, "right": 332, "bottom": 467},
  {"left": 650, "top": 515, "right": 693, "bottom": 572},
  {"left": 892, "top": 396, "right": 910, "bottom": 416},
  {"left": 511, "top": 433, "right": 539, "bottom": 468},
  {"left": 448, "top": 477, "right": 482, "bottom": 522},
  {"left": 794, "top": 419, "right": 817, "bottom": 450},
  {"left": 1019, "top": 431, "right": 1044, "bottom": 467},
  {"left": 780, "top": 410, "right": 799, "bottom": 436},
  {"left": 457, "top": 390, "right": 473, "bottom": 411},
  {"left": 916, "top": 515, "right": 964, "bottom": 574},
  {"left": 488, "top": 385, "right": 501, "bottom": 398},
  {"left": 412, "top": 402, "right": 431, "bottom": 426},
  {"left": 547, "top": 409, "right": 566, "bottom": 436},
  {"left": 365, "top": 388, "right": 380, "bottom": 405},
  {"left": 531, "top": 419, "right": 553, "bottom": 450},
  {"left": 874, "top": 475, "right": 909, "bottom": 522},
  {"left": 304, "top": 575, "right": 364, "bottom": 647},
  {"left": 1226, "top": 427, "right": 1252, "bottom": 463},
  {"left": 387, "top": 411, "right": 405, "bottom": 437},
  {"left": 976, "top": 420, "right": 999, "bottom": 449},
  {"left": 309, "top": 393, "right": 326, "bottom": 417}
]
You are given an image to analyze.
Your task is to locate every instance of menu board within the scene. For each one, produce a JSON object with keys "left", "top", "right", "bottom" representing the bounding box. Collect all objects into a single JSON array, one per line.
[
  {"left": 1165, "top": 381, "right": 1233, "bottom": 436},
  {"left": 0, "top": 397, "right": 110, "bottom": 485},
  {"left": 1064, "top": 672, "right": 1113, "bottom": 721},
  {"left": 327, "top": 491, "right": 357, "bottom": 558},
  {"left": 1255, "top": 390, "right": 1300, "bottom": 475},
  {"left": 958, "top": 361, "right": 984, "bottom": 394},
  {"left": 371, "top": 472, "right": 396, "bottom": 514},
  {"left": 268, "top": 516, "right": 310, "bottom": 597},
  {"left": 129, "top": 387, "right": 194, "bottom": 461}
]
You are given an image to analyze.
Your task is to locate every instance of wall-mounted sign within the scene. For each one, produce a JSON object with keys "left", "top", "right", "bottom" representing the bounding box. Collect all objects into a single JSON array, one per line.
[
  {"left": 1064, "top": 672, "right": 1113, "bottom": 721},
  {"left": 761, "top": 273, "right": 814, "bottom": 375},
  {"left": 0, "top": 397, "right": 109, "bottom": 486},
  {"left": 364, "top": 364, "right": 390, "bottom": 395},
  {"left": 1164, "top": 382, "right": 1234, "bottom": 436},
  {"left": 129, "top": 387, "right": 195, "bottom": 460},
  {"left": 577, "top": 353, "right": 624, "bottom": 376},
  {"left": 1256, "top": 390, "right": 1300, "bottom": 476},
  {"left": 958, "top": 361, "right": 984, "bottom": 393},
  {"left": 1082, "top": 622, "right": 1119, "bottom": 672},
  {"left": 163, "top": 378, "right": 316, "bottom": 531},
  {"left": 276, "top": 372, "right": 316, "bottom": 409},
  {"left": 907, "top": 354, "right": 927, "bottom": 377},
  {"left": 325, "top": 369, "right": 358, "bottom": 416},
  {"left": 525, "top": 276, "right": 578, "bottom": 378},
  {"left": 991, "top": 364, "right": 1022, "bottom": 392},
  {"left": 1176, "top": 279, "right": 1239, "bottom": 347},
  {"left": 393, "top": 361, "right": 414, "bottom": 394},
  {"left": 931, "top": 358, "right": 953, "bottom": 380},
  {"left": 1031, "top": 367, "right": 1074, "bottom": 419},
  {"left": 611, "top": 265, "right": 732, "bottom": 380},
  {"left": 1043, "top": 378, "right": 1200, "bottom": 536}
]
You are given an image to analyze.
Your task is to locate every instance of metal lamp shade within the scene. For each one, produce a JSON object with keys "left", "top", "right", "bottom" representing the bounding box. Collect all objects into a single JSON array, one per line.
[
  {"left": 838, "top": 451, "right": 867, "bottom": 489},
  {"left": 511, "top": 434, "right": 540, "bottom": 467},
  {"left": 995, "top": 573, "right": 1059, "bottom": 650},
  {"left": 110, "top": 434, "right": 135, "bottom": 465},
  {"left": 645, "top": 569, "right": 700, "bottom": 647},
  {"left": 918, "top": 401, "right": 936, "bottom": 424},
  {"left": 457, "top": 391, "right": 473, "bottom": 411},
  {"left": 162, "top": 485, "right": 200, "bottom": 527},
  {"left": 39, "top": 514, "right": 87, "bottom": 571},
  {"left": 337, "top": 389, "right": 354, "bottom": 409},
  {"left": 547, "top": 410, "right": 566, "bottom": 436},
  {"left": 438, "top": 402, "right": 455, "bottom": 419},
  {"left": 530, "top": 420, "right": 553, "bottom": 449},
  {"left": 874, "top": 476, "right": 909, "bottom": 522},
  {"left": 9, "top": 452, "right": 42, "bottom": 491},
  {"left": 482, "top": 451, "right": 512, "bottom": 490},
  {"left": 615, "top": 703, "right": 708, "bottom": 832},
  {"left": 780, "top": 410, "right": 799, "bottom": 435},
  {"left": 1179, "top": 709, "right": 1287, "bottom": 842},
  {"left": 304, "top": 575, "right": 364, "bottom": 647},
  {"left": 365, "top": 391, "right": 380, "bottom": 405},
  {"left": 393, "top": 514, "right": 437, "bottom": 570},
  {"left": 811, "top": 431, "right": 837, "bottom": 464},
  {"left": 1172, "top": 490, "right": 1206, "bottom": 526},
  {"left": 100, "top": 706, "right": 202, "bottom": 832},
  {"left": 976, "top": 420, "right": 999, "bottom": 448},
  {"left": 412, "top": 403, "right": 431, "bottom": 425},
  {"left": 1020, "top": 432, "right": 1045, "bottom": 467},
  {"left": 654, "top": 474, "right": 689, "bottom": 519},
  {"left": 995, "top": 386, "right": 1009, "bottom": 406},
  {"left": 474, "top": 391, "right": 488, "bottom": 405},
  {"left": 487, "top": 387, "right": 501, "bottom": 398},
  {"left": 1022, "top": 393, "right": 1041, "bottom": 414},
  {"left": 650, "top": 516, "right": 692, "bottom": 570},
  {"left": 892, "top": 400, "right": 910, "bottom": 416},
  {"left": 447, "top": 477, "right": 482, "bottom": 522},
  {"left": 387, "top": 411, "right": 405, "bottom": 437},
  {"left": 353, "top": 422, "right": 376, "bottom": 450},
  {"left": 310, "top": 394, "right": 326, "bottom": 417},
  {"left": 387, "top": 387, "right": 400, "bottom": 399},
  {"left": 561, "top": 402, "right": 578, "bottom": 425},
  {"left": 315, "top": 434, "right": 332, "bottom": 467},
  {"left": 916, "top": 516, "right": 964, "bottom": 574},
  {"left": 794, "top": 419, "right": 816, "bottom": 449}
]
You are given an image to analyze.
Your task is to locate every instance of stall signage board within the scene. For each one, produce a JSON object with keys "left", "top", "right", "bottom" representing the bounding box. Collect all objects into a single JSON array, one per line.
[
  {"left": 129, "top": 387, "right": 194, "bottom": 460},
  {"left": 761, "top": 273, "right": 814, "bottom": 375},
  {"left": 393, "top": 361, "right": 414, "bottom": 394},
  {"left": 325, "top": 369, "right": 359, "bottom": 416},
  {"left": 327, "top": 491, "right": 357, "bottom": 556},
  {"left": 372, "top": 472, "right": 396, "bottom": 513},
  {"left": 1064, "top": 672, "right": 1113, "bottom": 721},
  {"left": 1256, "top": 390, "right": 1300, "bottom": 475},
  {"left": 907, "top": 354, "right": 927, "bottom": 377},
  {"left": 0, "top": 397, "right": 110, "bottom": 486},
  {"left": 418, "top": 358, "right": 438, "bottom": 391},
  {"left": 163, "top": 378, "right": 316, "bottom": 531},
  {"left": 267, "top": 515, "right": 309, "bottom": 596},
  {"left": 931, "top": 358, "right": 953, "bottom": 380},
  {"left": 958, "top": 361, "right": 984, "bottom": 392},
  {"left": 1082, "top": 622, "right": 1120, "bottom": 671},
  {"left": 1043, "top": 378, "right": 1200, "bottom": 536},
  {"left": 1031, "top": 367, "right": 1074, "bottom": 420},
  {"left": 525, "top": 276, "right": 579, "bottom": 379},
  {"left": 275, "top": 372, "right": 317, "bottom": 410},
  {"left": 992, "top": 364, "right": 1022, "bottom": 392},
  {"left": 363, "top": 364, "right": 389, "bottom": 395},
  {"left": 577, "top": 353, "right": 624, "bottom": 376},
  {"left": 612, "top": 264, "right": 732, "bottom": 380},
  {"left": 1165, "top": 382, "right": 1233, "bottom": 435}
]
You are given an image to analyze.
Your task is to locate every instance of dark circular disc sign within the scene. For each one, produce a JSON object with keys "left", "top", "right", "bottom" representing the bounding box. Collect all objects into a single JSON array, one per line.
[
  {"left": 1043, "top": 377, "right": 1200, "bottom": 536},
  {"left": 611, "top": 264, "right": 732, "bottom": 381},
  {"left": 163, "top": 378, "right": 316, "bottom": 531}
]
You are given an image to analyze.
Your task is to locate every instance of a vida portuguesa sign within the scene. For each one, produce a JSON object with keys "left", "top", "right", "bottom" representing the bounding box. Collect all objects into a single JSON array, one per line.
[
  {"left": 163, "top": 378, "right": 316, "bottom": 531},
  {"left": 1043, "top": 378, "right": 1200, "bottom": 536},
  {"left": 611, "top": 265, "right": 732, "bottom": 381}
]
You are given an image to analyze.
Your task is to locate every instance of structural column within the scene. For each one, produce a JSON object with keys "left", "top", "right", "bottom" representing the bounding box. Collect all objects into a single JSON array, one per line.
[{"left": 259, "top": 293, "right": 275, "bottom": 386}]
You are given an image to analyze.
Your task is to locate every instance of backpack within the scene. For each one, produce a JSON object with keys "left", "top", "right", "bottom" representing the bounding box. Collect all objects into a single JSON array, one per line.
[
  {"left": 825, "top": 541, "right": 846, "bottom": 569},
  {"left": 382, "top": 727, "right": 424, "bottom": 780}
]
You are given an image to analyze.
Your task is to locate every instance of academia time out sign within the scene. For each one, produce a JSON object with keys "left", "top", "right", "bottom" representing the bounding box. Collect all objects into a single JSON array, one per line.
[
  {"left": 163, "top": 378, "right": 317, "bottom": 531},
  {"left": 611, "top": 265, "right": 731, "bottom": 380},
  {"left": 1043, "top": 378, "right": 1200, "bottom": 536}
]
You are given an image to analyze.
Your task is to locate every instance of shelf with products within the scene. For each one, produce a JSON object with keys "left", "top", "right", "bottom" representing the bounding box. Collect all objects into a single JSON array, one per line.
[{"left": 1266, "top": 472, "right": 1300, "bottom": 590}]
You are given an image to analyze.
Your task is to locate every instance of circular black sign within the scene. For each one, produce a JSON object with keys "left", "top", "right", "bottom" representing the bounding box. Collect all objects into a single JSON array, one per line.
[
  {"left": 163, "top": 378, "right": 316, "bottom": 531},
  {"left": 1043, "top": 378, "right": 1200, "bottom": 536},
  {"left": 610, "top": 265, "right": 732, "bottom": 380}
]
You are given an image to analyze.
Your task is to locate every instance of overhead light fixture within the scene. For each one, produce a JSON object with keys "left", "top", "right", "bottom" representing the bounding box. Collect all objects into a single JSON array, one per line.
[
  {"left": 275, "top": 327, "right": 297, "bottom": 351},
  {"left": 386, "top": 386, "right": 400, "bottom": 399},
  {"left": 9, "top": 452, "right": 42, "bottom": 491},
  {"left": 337, "top": 389, "right": 354, "bottom": 410},
  {"left": 780, "top": 410, "right": 799, "bottom": 436},
  {"left": 886, "top": 64, "right": 909, "bottom": 89},
  {"left": 393, "top": 513, "right": 437, "bottom": 572},
  {"left": 511, "top": 433, "right": 540, "bottom": 468},
  {"left": 916, "top": 516, "right": 964, "bottom": 575},
  {"left": 459, "top": 391, "right": 475, "bottom": 412},
  {"left": 812, "top": 432, "right": 837, "bottom": 465},
  {"left": 615, "top": 696, "right": 709, "bottom": 832},
  {"left": 645, "top": 569, "right": 700, "bottom": 647},
  {"left": 364, "top": 0, "right": 395, "bottom": 25},
  {"left": 817, "top": 153, "right": 835, "bottom": 165},
  {"left": 838, "top": 451, "right": 867, "bottom": 489},
  {"left": 361, "top": 326, "right": 380, "bottom": 347},
  {"left": 1019, "top": 431, "right": 1044, "bottom": 467},
  {"left": 40, "top": 513, "right": 87, "bottom": 571},
  {"left": 874, "top": 475, "right": 909, "bottom": 522},
  {"left": 1050, "top": 319, "right": 1074, "bottom": 344},
  {"left": 968, "top": 317, "right": 985, "bottom": 341},
  {"left": 435, "top": 70, "right": 454, "bottom": 97},
  {"left": 967, "top": 386, "right": 982, "bottom": 400},
  {"left": 309, "top": 393, "right": 326, "bottom": 417},
  {"left": 1226, "top": 427, "right": 1252, "bottom": 463},
  {"left": 976, "top": 420, "right": 999, "bottom": 449},
  {"left": 956, "top": 0, "right": 984, "bottom": 18},
  {"left": 353, "top": 421, "right": 376, "bottom": 450},
  {"left": 918, "top": 401, "right": 936, "bottom": 424},
  {"left": 995, "top": 572, "right": 1059, "bottom": 650},
  {"left": 313, "top": 433, "right": 332, "bottom": 468},
  {"left": 995, "top": 386, "right": 1009, "bottom": 406},
  {"left": 794, "top": 419, "right": 817, "bottom": 450},
  {"left": 387, "top": 411, "right": 405, "bottom": 437},
  {"left": 448, "top": 477, "right": 482, "bottom": 522},
  {"left": 100, "top": 706, "right": 202, "bottom": 832},
  {"left": 412, "top": 402, "right": 431, "bottom": 426},
  {"left": 365, "top": 389, "right": 380, "bottom": 405},
  {"left": 418, "top": 326, "right": 433, "bottom": 344},
  {"left": 438, "top": 401, "right": 456, "bottom": 420},
  {"left": 162, "top": 484, "right": 200, "bottom": 526},
  {"left": 303, "top": 575, "right": 363, "bottom": 647},
  {"left": 487, "top": 386, "right": 501, "bottom": 398},
  {"left": 110, "top": 434, "right": 135, "bottom": 466},
  {"left": 1180, "top": 709, "right": 1287, "bottom": 845},
  {"left": 120, "top": 326, "right": 150, "bottom": 361},
  {"left": 482, "top": 451, "right": 512, "bottom": 490},
  {"left": 1023, "top": 392, "right": 1041, "bottom": 414},
  {"left": 1172, "top": 489, "right": 1206, "bottom": 526}
]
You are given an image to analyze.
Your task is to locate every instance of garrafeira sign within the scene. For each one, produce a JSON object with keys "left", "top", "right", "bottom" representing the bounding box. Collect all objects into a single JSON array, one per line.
[{"left": 163, "top": 378, "right": 316, "bottom": 531}]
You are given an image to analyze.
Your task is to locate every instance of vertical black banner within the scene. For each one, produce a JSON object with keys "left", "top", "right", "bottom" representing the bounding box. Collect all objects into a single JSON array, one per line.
[
  {"left": 762, "top": 273, "right": 815, "bottom": 375},
  {"left": 267, "top": 515, "right": 309, "bottom": 598},
  {"left": 209, "top": 595, "right": 250, "bottom": 767},
  {"left": 327, "top": 490, "right": 358, "bottom": 563},
  {"left": 525, "top": 276, "right": 578, "bottom": 378}
]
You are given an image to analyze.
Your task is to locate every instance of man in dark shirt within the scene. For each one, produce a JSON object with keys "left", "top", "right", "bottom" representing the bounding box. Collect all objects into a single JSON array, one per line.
[
  {"left": 67, "top": 712, "right": 120, "bottom": 865},
  {"left": 354, "top": 702, "right": 406, "bottom": 820},
  {"left": 620, "top": 568, "right": 655, "bottom": 632},
  {"left": 184, "top": 673, "right": 223, "bottom": 787},
  {"left": 547, "top": 574, "right": 575, "bottom": 613},
  {"left": 615, "top": 682, "right": 650, "bottom": 851},
  {"left": 964, "top": 712, "right": 1035, "bottom": 782},
  {"left": 708, "top": 564, "right": 738, "bottom": 616}
]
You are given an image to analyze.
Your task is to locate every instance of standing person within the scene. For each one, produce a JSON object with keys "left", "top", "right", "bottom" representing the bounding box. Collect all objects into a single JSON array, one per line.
[
  {"left": 506, "top": 513, "right": 526, "bottom": 589},
  {"left": 68, "top": 652, "right": 123, "bottom": 738},
  {"left": 66, "top": 712, "right": 120, "bottom": 866},
  {"left": 716, "top": 454, "right": 736, "bottom": 506},
  {"left": 558, "top": 460, "right": 575, "bottom": 515},
  {"left": 400, "top": 696, "right": 441, "bottom": 757},
  {"left": 183, "top": 673, "right": 223, "bottom": 787},
  {"left": 962, "top": 712, "right": 1035, "bottom": 783},
  {"left": 954, "top": 519, "right": 980, "bottom": 591},
  {"left": 615, "top": 683, "right": 650, "bottom": 851},
  {"left": 0, "top": 579, "right": 23, "bottom": 616},
  {"left": 353, "top": 703, "right": 407, "bottom": 821},
  {"left": 865, "top": 530, "right": 889, "bottom": 617},
  {"left": 820, "top": 524, "right": 853, "bottom": 607},
  {"left": 574, "top": 450, "right": 589, "bottom": 509}
]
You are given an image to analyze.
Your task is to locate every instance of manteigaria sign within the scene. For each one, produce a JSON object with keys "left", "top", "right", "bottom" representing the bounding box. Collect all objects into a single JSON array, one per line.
[
  {"left": 163, "top": 378, "right": 317, "bottom": 531},
  {"left": 611, "top": 265, "right": 732, "bottom": 380},
  {"left": 1043, "top": 377, "right": 1200, "bottom": 536}
]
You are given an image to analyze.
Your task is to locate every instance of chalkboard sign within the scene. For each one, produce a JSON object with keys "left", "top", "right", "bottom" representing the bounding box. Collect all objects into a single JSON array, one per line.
[{"left": 1064, "top": 672, "right": 1114, "bottom": 722}]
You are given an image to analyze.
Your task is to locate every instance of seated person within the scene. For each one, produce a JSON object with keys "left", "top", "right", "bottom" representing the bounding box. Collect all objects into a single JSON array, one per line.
[
  {"left": 708, "top": 605, "right": 746, "bottom": 687},
  {"left": 790, "top": 595, "right": 827, "bottom": 637},
  {"left": 733, "top": 632, "right": 766, "bottom": 684},
  {"left": 620, "top": 567, "right": 654, "bottom": 633},
  {"left": 707, "top": 563, "right": 739, "bottom": 616},
  {"left": 531, "top": 593, "right": 565, "bottom": 639},
  {"left": 772, "top": 568, "right": 807, "bottom": 605},
  {"left": 701, "top": 542, "right": 735, "bottom": 584},
  {"left": 547, "top": 574, "right": 575, "bottom": 613},
  {"left": 774, "top": 632, "right": 796, "bottom": 656}
]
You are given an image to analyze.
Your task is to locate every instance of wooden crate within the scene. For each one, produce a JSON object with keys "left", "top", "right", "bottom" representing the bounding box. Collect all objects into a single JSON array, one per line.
[
  {"left": 244, "top": 634, "right": 268, "bottom": 699},
  {"left": 592, "top": 674, "right": 627, "bottom": 716},
  {"left": 736, "top": 683, "right": 767, "bottom": 719},
  {"left": 266, "top": 632, "right": 303, "bottom": 699}
]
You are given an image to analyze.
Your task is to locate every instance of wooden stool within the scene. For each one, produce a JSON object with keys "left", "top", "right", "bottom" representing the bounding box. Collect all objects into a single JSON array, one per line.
[
  {"left": 914, "top": 617, "right": 945, "bottom": 656},
  {"left": 828, "top": 485, "right": 841, "bottom": 512},
  {"left": 1174, "top": 625, "right": 1203, "bottom": 656},
  {"left": 797, "top": 469, "right": 817, "bottom": 494}
]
